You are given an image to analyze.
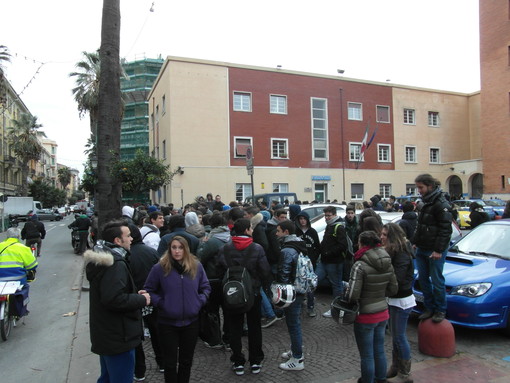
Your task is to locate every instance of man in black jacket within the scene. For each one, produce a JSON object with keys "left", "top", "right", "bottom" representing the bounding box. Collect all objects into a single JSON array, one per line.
[
  {"left": 85, "top": 220, "right": 150, "bottom": 383},
  {"left": 21, "top": 214, "right": 46, "bottom": 257},
  {"left": 318, "top": 206, "right": 347, "bottom": 318},
  {"left": 68, "top": 214, "right": 91, "bottom": 255},
  {"left": 413, "top": 174, "right": 452, "bottom": 323}
]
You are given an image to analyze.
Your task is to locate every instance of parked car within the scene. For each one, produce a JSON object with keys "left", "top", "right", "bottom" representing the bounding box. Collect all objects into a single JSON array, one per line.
[
  {"left": 378, "top": 211, "right": 462, "bottom": 245},
  {"left": 413, "top": 219, "right": 510, "bottom": 335},
  {"left": 452, "top": 199, "right": 496, "bottom": 220},
  {"left": 299, "top": 203, "right": 348, "bottom": 221},
  {"left": 57, "top": 207, "right": 67, "bottom": 218},
  {"left": 33, "top": 209, "right": 62, "bottom": 221},
  {"left": 483, "top": 199, "right": 506, "bottom": 217}
]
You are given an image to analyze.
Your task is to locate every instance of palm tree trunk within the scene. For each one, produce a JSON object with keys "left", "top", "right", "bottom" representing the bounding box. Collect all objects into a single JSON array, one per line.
[
  {"left": 20, "top": 163, "right": 29, "bottom": 196},
  {"left": 96, "top": 0, "right": 122, "bottom": 231}
]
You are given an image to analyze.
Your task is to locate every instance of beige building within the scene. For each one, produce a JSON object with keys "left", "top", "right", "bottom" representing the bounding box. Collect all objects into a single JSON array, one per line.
[{"left": 148, "top": 57, "right": 482, "bottom": 207}]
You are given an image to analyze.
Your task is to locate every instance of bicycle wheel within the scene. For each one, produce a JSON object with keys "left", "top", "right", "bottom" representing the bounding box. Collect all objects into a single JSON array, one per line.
[{"left": 0, "top": 300, "right": 12, "bottom": 341}]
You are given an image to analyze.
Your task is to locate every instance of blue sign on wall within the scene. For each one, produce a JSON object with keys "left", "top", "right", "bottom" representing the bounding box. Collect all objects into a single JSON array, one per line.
[{"left": 312, "top": 175, "right": 331, "bottom": 181}]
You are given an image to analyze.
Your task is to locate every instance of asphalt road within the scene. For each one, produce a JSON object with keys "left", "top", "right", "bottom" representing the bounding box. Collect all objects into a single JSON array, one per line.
[{"left": 0, "top": 215, "right": 83, "bottom": 383}]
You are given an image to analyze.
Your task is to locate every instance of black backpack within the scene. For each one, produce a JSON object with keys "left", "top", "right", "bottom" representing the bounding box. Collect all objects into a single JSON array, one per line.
[{"left": 222, "top": 244, "right": 254, "bottom": 313}]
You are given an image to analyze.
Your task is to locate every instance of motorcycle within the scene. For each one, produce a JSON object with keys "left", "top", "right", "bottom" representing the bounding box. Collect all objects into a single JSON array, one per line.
[
  {"left": 70, "top": 227, "right": 81, "bottom": 254},
  {"left": 0, "top": 281, "right": 30, "bottom": 341}
]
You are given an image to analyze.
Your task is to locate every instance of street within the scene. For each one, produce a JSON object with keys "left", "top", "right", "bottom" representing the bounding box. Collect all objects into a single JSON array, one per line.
[{"left": 0, "top": 219, "right": 509, "bottom": 382}]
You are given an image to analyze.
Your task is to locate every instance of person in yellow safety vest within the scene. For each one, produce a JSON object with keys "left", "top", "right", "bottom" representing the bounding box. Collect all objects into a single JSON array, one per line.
[{"left": 0, "top": 227, "right": 38, "bottom": 285}]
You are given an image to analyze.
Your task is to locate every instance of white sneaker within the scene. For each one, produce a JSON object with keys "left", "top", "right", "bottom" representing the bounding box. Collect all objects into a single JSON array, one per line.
[
  {"left": 281, "top": 350, "right": 292, "bottom": 359},
  {"left": 322, "top": 309, "right": 332, "bottom": 318},
  {"left": 279, "top": 356, "right": 304, "bottom": 371}
]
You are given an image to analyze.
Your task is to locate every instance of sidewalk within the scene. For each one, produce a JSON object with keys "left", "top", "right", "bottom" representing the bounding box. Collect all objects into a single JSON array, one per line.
[{"left": 68, "top": 257, "right": 510, "bottom": 382}]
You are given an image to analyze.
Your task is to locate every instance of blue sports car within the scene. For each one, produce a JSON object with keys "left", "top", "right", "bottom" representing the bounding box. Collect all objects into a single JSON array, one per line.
[{"left": 413, "top": 219, "right": 510, "bottom": 334}]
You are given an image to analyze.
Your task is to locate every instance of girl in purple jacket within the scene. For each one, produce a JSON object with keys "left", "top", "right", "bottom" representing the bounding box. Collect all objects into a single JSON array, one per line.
[{"left": 144, "top": 236, "right": 211, "bottom": 383}]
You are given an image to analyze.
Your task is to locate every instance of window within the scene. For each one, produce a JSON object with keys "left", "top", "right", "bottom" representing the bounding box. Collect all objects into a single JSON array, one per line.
[
  {"left": 162, "top": 95, "right": 166, "bottom": 115},
  {"left": 379, "top": 184, "right": 391, "bottom": 199},
  {"left": 233, "top": 92, "right": 251, "bottom": 112},
  {"left": 349, "top": 142, "right": 362, "bottom": 161},
  {"left": 405, "top": 146, "right": 417, "bottom": 163},
  {"left": 428, "top": 111, "right": 439, "bottom": 127},
  {"left": 311, "top": 98, "right": 328, "bottom": 160},
  {"left": 348, "top": 102, "right": 362, "bottom": 120},
  {"left": 429, "top": 147, "right": 440, "bottom": 164},
  {"left": 403, "top": 108, "right": 415, "bottom": 124},
  {"left": 162, "top": 140, "right": 166, "bottom": 159},
  {"left": 273, "top": 183, "right": 289, "bottom": 193},
  {"left": 406, "top": 184, "right": 417, "bottom": 195},
  {"left": 351, "top": 184, "right": 364, "bottom": 200},
  {"left": 234, "top": 137, "right": 252, "bottom": 158},
  {"left": 271, "top": 138, "right": 288, "bottom": 159},
  {"left": 270, "top": 95, "right": 287, "bottom": 114},
  {"left": 235, "top": 183, "right": 252, "bottom": 202},
  {"left": 376, "top": 105, "right": 390, "bottom": 123},
  {"left": 378, "top": 144, "right": 391, "bottom": 162}
]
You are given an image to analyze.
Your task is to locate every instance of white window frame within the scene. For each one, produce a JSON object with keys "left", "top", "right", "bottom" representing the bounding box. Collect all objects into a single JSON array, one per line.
[
  {"left": 273, "top": 183, "right": 289, "bottom": 193},
  {"left": 351, "top": 183, "right": 364, "bottom": 200},
  {"left": 349, "top": 142, "right": 362, "bottom": 162},
  {"left": 405, "top": 145, "right": 417, "bottom": 163},
  {"left": 377, "top": 144, "right": 392, "bottom": 163},
  {"left": 376, "top": 105, "right": 391, "bottom": 123},
  {"left": 403, "top": 108, "right": 415, "bottom": 125},
  {"left": 233, "top": 91, "right": 252, "bottom": 112},
  {"left": 270, "top": 94, "right": 287, "bottom": 114},
  {"left": 271, "top": 138, "right": 289, "bottom": 159},
  {"left": 235, "top": 183, "right": 252, "bottom": 202},
  {"left": 347, "top": 102, "right": 363, "bottom": 121},
  {"left": 379, "top": 184, "right": 392, "bottom": 199},
  {"left": 311, "top": 97, "right": 328, "bottom": 160},
  {"left": 428, "top": 111, "right": 440, "bottom": 127},
  {"left": 429, "top": 147, "right": 441, "bottom": 164},
  {"left": 234, "top": 136, "right": 253, "bottom": 158},
  {"left": 406, "top": 184, "right": 417, "bottom": 195}
]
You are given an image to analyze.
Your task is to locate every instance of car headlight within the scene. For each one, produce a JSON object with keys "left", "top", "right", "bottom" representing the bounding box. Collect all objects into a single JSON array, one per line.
[{"left": 450, "top": 283, "right": 492, "bottom": 297}]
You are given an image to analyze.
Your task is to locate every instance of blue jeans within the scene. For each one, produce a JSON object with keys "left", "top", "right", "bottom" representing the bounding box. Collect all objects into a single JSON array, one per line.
[
  {"left": 98, "top": 349, "right": 135, "bottom": 383},
  {"left": 260, "top": 288, "right": 276, "bottom": 319},
  {"left": 354, "top": 320, "right": 388, "bottom": 383},
  {"left": 389, "top": 305, "right": 412, "bottom": 360},
  {"left": 316, "top": 261, "right": 344, "bottom": 297},
  {"left": 415, "top": 247, "right": 447, "bottom": 313},
  {"left": 283, "top": 294, "right": 304, "bottom": 359}
]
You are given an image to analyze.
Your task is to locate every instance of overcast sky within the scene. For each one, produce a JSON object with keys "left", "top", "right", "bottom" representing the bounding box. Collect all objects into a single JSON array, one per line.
[{"left": 1, "top": 0, "right": 480, "bottom": 176}]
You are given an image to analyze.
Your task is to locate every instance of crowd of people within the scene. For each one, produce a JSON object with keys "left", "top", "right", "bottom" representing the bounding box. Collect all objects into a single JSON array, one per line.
[{"left": 78, "top": 174, "right": 459, "bottom": 383}]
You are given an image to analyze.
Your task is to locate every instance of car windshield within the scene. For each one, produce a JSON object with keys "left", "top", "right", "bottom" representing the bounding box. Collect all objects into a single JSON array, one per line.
[
  {"left": 484, "top": 200, "right": 505, "bottom": 207},
  {"left": 451, "top": 223, "right": 510, "bottom": 259}
]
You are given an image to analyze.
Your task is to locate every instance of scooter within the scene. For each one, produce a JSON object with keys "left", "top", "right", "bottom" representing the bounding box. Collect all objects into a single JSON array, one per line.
[{"left": 70, "top": 228, "right": 81, "bottom": 254}]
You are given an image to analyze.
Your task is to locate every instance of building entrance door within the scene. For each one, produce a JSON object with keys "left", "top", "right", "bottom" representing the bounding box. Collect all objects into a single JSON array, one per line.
[{"left": 314, "top": 183, "right": 327, "bottom": 203}]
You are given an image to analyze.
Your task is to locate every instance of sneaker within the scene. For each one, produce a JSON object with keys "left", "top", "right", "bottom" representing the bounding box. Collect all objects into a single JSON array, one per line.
[
  {"left": 279, "top": 357, "right": 304, "bottom": 371},
  {"left": 143, "top": 327, "right": 150, "bottom": 338},
  {"left": 204, "top": 341, "right": 224, "bottom": 349},
  {"left": 232, "top": 364, "right": 244, "bottom": 376},
  {"left": 432, "top": 311, "right": 446, "bottom": 323},
  {"left": 418, "top": 310, "right": 433, "bottom": 320},
  {"left": 251, "top": 364, "right": 262, "bottom": 374},
  {"left": 307, "top": 307, "right": 317, "bottom": 317},
  {"left": 322, "top": 309, "right": 332, "bottom": 318},
  {"left": 223, "top": 343, "right": 231, "bottom": 352},
  {"left": 281, "top": 350, "right": 292, "bottom": 359},
  {"left": 133, "top": 377, "right": 146, "bottom": 382},
  {"left": 261, "top": 316, "right": 278, "bottom": 329}
]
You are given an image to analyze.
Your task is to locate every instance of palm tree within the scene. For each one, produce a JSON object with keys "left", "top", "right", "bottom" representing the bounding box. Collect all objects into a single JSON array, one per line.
[
  {"left": 0, "top": 45, "right": 11, "bottom": 106},
  {"left": 96, "top": 0, "right": 122, "bottom": 227},
  {"left": 69, "top": 50, "right": 100, "bottom": 144},
  {"left": 7, "top": 113, "right": 46, "bottom": 196},
  {"left": 57, "top": 166, "right": 72, "bottom": 191}
]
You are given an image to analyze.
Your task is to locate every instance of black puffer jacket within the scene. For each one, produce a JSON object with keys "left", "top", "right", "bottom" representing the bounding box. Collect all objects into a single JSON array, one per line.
[
  {"left": 413, "top": 188, "right": 453, "bottom": 253},
  {"left": 398, "top": 211, "right": 417, "bottom": 242},
  {"left": 320, "top": 217, "right": 347, "bottom": 264},
  {"left": 387, "top": 242, "right": 414, "bottom": 298},
  {"left": 85, "top": 241, "right": 146, "bottom": 355}
]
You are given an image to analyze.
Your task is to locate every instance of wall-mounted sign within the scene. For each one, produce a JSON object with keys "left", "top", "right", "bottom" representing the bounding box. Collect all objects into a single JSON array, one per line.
[{"left": 312, "top": 175, "right": 331, "bottom": 181}]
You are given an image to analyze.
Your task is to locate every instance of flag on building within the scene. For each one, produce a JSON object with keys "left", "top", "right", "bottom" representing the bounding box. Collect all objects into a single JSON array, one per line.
[{"left": 356, "top": 123, "right": 370, "bottom": 169}]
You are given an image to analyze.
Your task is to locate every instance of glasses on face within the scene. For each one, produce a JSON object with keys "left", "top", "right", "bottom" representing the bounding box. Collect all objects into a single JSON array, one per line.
[{"left": 324, "top": 214, "right": 334, "bottom": 218}]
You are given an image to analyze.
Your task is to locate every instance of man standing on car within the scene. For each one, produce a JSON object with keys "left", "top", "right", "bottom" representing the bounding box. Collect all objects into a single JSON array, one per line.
[{"left": 413, "top": 174, "right": 452, "bottom": 323}]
